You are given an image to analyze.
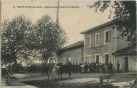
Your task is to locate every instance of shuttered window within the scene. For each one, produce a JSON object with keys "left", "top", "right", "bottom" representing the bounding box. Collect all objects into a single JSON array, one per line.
[
  {"left": 106, "top": 31, "right": 109, "bottom": 43},
  {"left": 95, "top": 33, "right": 100, "bottom": 46},
  {"left": 85, "top": 36, "right": 90, "bottom": 47},
  {"left": 104, "top": 30, "right": 111, "bottom": 44}
]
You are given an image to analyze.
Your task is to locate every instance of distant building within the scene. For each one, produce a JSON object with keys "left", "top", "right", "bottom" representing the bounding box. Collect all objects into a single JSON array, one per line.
[
  {"left": 58, "top": 41, "right": 84, "bottom": 64},
  {"left": 113, "top": 45, "right": 137, "bottom": 72},
  {"left": 81, "top": 21, "right": 137, "bottom": 72}
]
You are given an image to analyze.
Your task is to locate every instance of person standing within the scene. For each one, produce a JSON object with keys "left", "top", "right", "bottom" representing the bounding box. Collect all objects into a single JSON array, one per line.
[
  {"left": 84, "top": 63, "right": 88, "bottom": 73},
  {"left": 104, "top": 63, "right": 108, "bottom": 73},
  {"left": 81, "top": 63, "right": 84, "bottom": 73},
  {"left": 89, "top": 62, "right": 92, "bottom": 73},
  {"left": 79, "top": 63, "right": 82, "bottom": 73},
  {"left": 102, "top": 63, "right": 105, "bottom": 73},
  {"left": 51, "top": 59, "right": 58, "bottom": 80},
  {"left": 109, "top": 61, "right": 113, "bottom": 73},
  {"left": 67, "top": 61, "right": 72, "bottom": 79},
  {"left": 99, "top": 63, "right": 102, "bottom": 73},
  {"left": 96, "top": 62, "right": 99, "bottom": 72},
  {"left": 117, "top": 62, "right": 120, "bottom": 73},
  {"left": 66, "top": 57, "right": 72, "bottom": 79},
  {"left": 87, "top": 63, "right": 90, "bottom": 73},
  {"left": 93, "top": 63, "right": 96, "bottom": 73}
]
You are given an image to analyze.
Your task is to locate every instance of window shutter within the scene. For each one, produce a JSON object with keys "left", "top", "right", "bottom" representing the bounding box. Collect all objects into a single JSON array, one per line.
[
  {"left": 94, "top": 34, "right": 96, "bottom": 46},
  {"left": 108, "top": 30, "right": 111, "bottom": 43}
]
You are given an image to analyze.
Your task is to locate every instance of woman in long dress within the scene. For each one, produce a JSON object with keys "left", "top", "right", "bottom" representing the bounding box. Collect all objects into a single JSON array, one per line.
[{"left": 51, "top": 59, "right": 58, "bottom": 80}]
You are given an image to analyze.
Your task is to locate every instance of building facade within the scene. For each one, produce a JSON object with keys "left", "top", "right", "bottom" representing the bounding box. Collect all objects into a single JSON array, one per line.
[
  {"left": 113, "top": 45, "right": 137, "bottom": 72},
  {"left": 81, "top": 21, "right": 137, "bottom": 72},
  {"left": 58, "top": 41, "right": 84, "bottom": 64}
]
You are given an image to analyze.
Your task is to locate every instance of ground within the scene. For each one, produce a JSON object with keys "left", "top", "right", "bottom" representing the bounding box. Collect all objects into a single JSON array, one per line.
[{"left": 2, "top": 72, "right": 137, "bottom": 88}]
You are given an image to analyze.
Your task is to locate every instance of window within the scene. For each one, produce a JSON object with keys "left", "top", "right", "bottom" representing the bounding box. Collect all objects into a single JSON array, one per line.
[
  {"left": 95, "top": 33, "right": 99, "bottom": 46},
  {"left": 104, "top": 53, "right": 109, "bottom": 63},
  {"left": 104, "top": 30, "right": 111, "bottom": 44},
  {"left": 85, "top": 36, "right": 90, "bottom": 47},
  {"left": 95, "top": 54, "right": 100, "bottom": 63}
]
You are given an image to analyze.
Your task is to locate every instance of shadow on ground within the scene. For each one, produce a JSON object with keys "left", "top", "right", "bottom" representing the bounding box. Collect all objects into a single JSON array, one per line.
[{"left": 23, "top": 80, "right": 118, "bottom": 88}]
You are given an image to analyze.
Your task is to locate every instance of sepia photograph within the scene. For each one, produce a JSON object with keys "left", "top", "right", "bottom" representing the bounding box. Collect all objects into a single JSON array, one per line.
[{"left": 1, "top": 0, "right": 137, "bottom": 88}]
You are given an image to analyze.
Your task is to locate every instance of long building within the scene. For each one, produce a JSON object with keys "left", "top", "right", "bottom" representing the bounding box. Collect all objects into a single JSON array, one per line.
[
  {"left": 58, "top": 21, "right": 137, "bottom": 72},
  {"left": 58, "top": 41, "right": 84, "bottom": 64}
]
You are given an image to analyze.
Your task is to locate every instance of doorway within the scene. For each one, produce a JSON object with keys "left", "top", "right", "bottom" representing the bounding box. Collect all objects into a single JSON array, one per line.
[
  {"left": 105, "top": 54, "right": 109, "bottom": 63},
  {"left": 95, "top": 55, "right": 99, "bottom": 63},
  {"left": 124, "top": 56, "right": 128, "bottom": 72}
]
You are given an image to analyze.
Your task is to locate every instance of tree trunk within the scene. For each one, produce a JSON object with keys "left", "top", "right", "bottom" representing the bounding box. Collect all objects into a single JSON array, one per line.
[{"left": 12, "top": 53, "right": 17, "bottom": 73}]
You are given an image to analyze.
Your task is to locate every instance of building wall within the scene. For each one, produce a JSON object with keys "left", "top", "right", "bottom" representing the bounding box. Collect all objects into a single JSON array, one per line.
[
  {"left": 128, "top": 55, "right": 137, "bottom": 71},
  {"left": 84, "top": 25, "right": 116, "bottom": 64},
  {"left": 83, "top": 24, "right": 133, "bottom": 71},
  {"left": 58, "top": 47, "right": 84, "bottom": 64},
  {"left": 115, "top": 55, "right": 137, "bottom": 72}
]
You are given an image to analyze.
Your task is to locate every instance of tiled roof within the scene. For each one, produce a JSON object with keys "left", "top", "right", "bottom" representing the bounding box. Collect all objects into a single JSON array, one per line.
[
  {"left": 80, "top": 20, "right": 114, "bottom": 34},
  {"left": 112, "top": 45, "right": 137, "bottom": 56},
  {"left": 59, "top": 41, "right": 84, "bottom": 51}
]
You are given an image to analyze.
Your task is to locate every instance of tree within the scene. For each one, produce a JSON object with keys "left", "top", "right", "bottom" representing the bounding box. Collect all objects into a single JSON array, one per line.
[
  {"left": 1, "top": 16, "right": 33, "bottom": 65},
  {"left": 17, "top": 49, "right": 42, "bottom": 70},
  {"left": 34, "top": 15, "right": 67, "bottom": 61},
  {"left": 93, "top": 1, "right": 136, "bottom": 44}
]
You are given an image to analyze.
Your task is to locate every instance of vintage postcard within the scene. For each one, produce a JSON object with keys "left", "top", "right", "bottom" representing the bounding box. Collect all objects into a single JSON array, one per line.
[{"left": 1, "top": 0, "right": 137, "bottom": 88}]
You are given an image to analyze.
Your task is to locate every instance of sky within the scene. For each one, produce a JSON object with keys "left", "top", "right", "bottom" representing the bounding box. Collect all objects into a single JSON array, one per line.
[{"left": 1, "top": 0, "right": 113, "bottom": 46}]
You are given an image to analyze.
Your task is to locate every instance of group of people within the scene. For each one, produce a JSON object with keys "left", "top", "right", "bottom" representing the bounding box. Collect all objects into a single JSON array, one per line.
[
  {"left": 42, "top": 60, "right": 121, "bottom": 75},
  {"left": 70, "top": 61, "right": 114, "bottom": 74},
  {"left": 2, "top": 55, "right": 121, "bottom": 81},
  {"left": 2, "top": 60, "right": 121, "bottom": 81},
  {"left": 40, "top": 59, "right": 121, "bottom": 80},
  {"left": 41, "top": 59, "right": 73, "bottom": 80}
]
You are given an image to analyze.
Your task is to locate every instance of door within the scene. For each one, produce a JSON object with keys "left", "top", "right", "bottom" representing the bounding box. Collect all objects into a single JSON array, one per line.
[
  {"left": 95, "top": 55, "right": 99, "bottom": 63},
  {"left": 124, "top": 57, "right": 128, "bottom": 72},
  {"left": 105, "top": 54, "right": 109, "bottom": 63}
]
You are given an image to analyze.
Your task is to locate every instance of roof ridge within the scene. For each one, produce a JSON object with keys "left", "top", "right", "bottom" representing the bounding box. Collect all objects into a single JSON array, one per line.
[
  {"left": 81, "top": 20, "right": 114, "bottom": 34},
  {"left": 60, "top": 40, "right": 84, "bottom": 51}
]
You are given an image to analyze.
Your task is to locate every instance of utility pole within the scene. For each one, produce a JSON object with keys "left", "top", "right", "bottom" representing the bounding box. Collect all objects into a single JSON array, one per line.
[
  {"left": 56, "top": 0, "right": 60, "bottom": 26},
  {"left": 52, "top": 0, "right": 79, "bottom": 62},
  {"left": 55, "top": 0, "right": 79, "bottom": 27}
]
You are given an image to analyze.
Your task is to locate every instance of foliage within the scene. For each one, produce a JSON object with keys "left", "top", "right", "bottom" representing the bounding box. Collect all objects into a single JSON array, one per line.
[
  {"left": 93, "top": 1, "right": 136, "bottom": 44},
  {"left": 34, "top": 15, "right": 67, "bottom": 60},
  {"left": 17, "top": 49, "right": 42, "bottom": 66},
  {"left": 130, "top": 79, "right": 137, "bottom": 88},
  {"left": 1, "top": 16, "right": 33, "bottom": 64},
  {"left": 2, "top": 15, "right": 67, "bottom": 66}
]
